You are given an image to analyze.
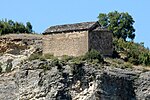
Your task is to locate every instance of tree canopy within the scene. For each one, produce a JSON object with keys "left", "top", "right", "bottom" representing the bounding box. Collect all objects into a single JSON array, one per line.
[
  {"left": 98, "top": 11, "right": 135, "bottom": 40},
  {"left": 0, "top": 19, "right": 33, "bottom": 35}
]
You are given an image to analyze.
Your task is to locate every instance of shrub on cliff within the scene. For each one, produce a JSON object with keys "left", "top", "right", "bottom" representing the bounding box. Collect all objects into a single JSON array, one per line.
[
  {"left": 83, "top": 49, "right": 104, "bottom": 63},
  {"left": 43, "top": 53, "right": 55, "bottom": 59},
  {"left": 28, "top": 53, "right": 43, "bottom": 60},
  {"left": 28, "top": 53, "right": 58, "bottom": 61},
  {"left": 113, "top": 38, "right": 150, "bottom": 66},
  {"left": 5, "top": 62, "right": 12, "bottom": 72}
]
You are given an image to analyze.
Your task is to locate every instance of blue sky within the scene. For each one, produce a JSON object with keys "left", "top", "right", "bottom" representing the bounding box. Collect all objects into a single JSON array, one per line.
[{"left": 1, "top": 0, "right": 150, "bottom": 48}]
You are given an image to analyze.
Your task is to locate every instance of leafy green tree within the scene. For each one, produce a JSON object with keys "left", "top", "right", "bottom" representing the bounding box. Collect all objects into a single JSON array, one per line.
[
  {"left": 8, "top": 20, "right": 15, "bottom": 33},
  {"left": 26, "top": 22, "right": 32, "bottom": 33},
  {"left": 98, "top": 11, "right": 135, "bottom": 40},
  {"left": 0, "top": 19, "right": 33, "bottom": 35},
  {"left": 14, "top": 22, "right": 24, "bottom": 33}
]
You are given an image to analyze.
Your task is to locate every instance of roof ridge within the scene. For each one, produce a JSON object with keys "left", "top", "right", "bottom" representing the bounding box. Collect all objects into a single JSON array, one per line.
[
  {"left": 43, "top": 21, "right": 99, "bottom": 34},
  {"left": 48, "top": 21, "right": 97, "bottom": 27}
]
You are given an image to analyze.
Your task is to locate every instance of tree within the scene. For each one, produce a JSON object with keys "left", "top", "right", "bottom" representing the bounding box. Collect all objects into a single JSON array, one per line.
[
  {"left": 0, "top": 19, "right": 33, "bottom": 35},
  {"left": 98, "top": 11, "right": 135, "bottom": 40},
  {"left": 8, "top": 20, "right": 15, "bottom": 33},
  {"left": 26, "top": 22, "right": 32, "bottom": 33}
]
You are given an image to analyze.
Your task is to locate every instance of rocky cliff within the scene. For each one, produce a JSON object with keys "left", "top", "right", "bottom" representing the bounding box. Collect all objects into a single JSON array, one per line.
[
  {"left": 0, "top": 34, "right": 150, "bottom": 100},
  {"left": 0, "top": 59, "right": 149, "bottom": 100}
]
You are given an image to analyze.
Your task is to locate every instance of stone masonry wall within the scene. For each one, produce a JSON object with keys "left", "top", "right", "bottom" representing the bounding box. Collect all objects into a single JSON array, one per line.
[
  {"left": 0, "top": 31, "right": 113, "bottom": 57},
  {"left": 42, "top": 31, "right": 89, "bottom": 56},
  {"left": 89, "top": 30, "right": 113, "bottom": 56}
]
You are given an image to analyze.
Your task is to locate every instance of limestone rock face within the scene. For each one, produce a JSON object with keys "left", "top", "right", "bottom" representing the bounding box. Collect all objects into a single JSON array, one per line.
[
  {"left": 0, "top": 34, "right": 43, "bottom": 73},
  {"left": 0, "top": 72, "right": 19, "bottom": 100},
  {"left": 135, "top": 72, "right": 150, "bottom": 100},
  {"left": 0, "top": 60, "right": 150, "bottom": 100},
  {"left": 0, "top": 34, "right": 42, "bottom": 54}
]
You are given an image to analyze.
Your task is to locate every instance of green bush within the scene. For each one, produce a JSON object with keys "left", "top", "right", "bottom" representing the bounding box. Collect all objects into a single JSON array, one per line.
[
  {"left": 51, "top": 58, "right": 63, "bottom": 70},
  {"left": 39, "top": 56, "right": 47, "bottom": 61},
  {"left": 61, "top": 55, "right": 74, "bottom": 62},
  {"left": 123, "top": 63, "right": 133, "bottom": 69},
  {"left": 112, "top": 59, "right": 124, "bottom": 65},
  {"left": 70, "top": 57, "right": 83, "bottom": 65},
  {"left": 128, "top": 57, "right": 139, "bottom": 65},
  {"left": 28, "top": 53, "right": 57, "bottom": 61},
  {"left": 43, "top": 53, "right": 55, "bottom": 59},
  {"left": 67, "top": 49, "right": 104, "bottom": 65},
  {"left": 5, "top": 62, "right": 12, "bottom": 72},
  {"left": 114, "top": 38, "right": 150, "bottom": 66},
  {"left": 51, "top": 58, "right": 59, "bottom": 66},
  {"left": 83, "top": 49, "right": 103, "bottom": 63},
  {"left": 28, "top": 53, "right": 43, "bottom": 60},
  {"left": 139, "top": 52, "right": 150, "bottom": 66}
]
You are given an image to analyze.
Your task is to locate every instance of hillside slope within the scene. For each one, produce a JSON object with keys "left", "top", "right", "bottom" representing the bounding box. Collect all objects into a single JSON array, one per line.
[{"left": 0, "top": 34, "right": 150, "bottom": 100}]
